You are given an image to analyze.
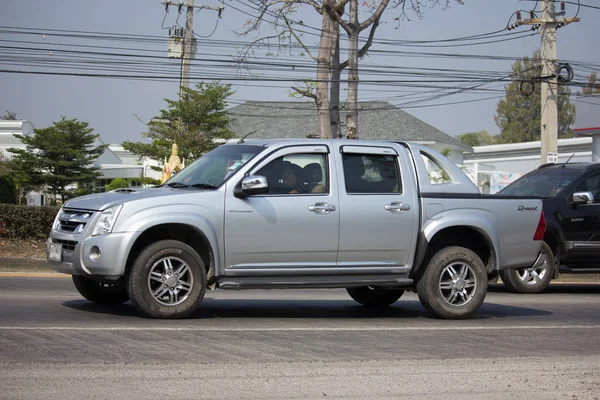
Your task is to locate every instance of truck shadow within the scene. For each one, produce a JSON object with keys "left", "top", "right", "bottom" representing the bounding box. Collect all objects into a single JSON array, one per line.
[
  {"left": 489, "top": 283, "right": 600, "bottom": 294},
  {"left": 62, "top": 298, "right": 551, "bottom": 320}
]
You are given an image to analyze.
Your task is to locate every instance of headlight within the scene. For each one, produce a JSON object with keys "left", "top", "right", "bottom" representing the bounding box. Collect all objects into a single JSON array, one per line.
[
  {"left": 52, "top": 208, "right": 64, "bottom": 231},
  {"left": 92, "top": 205, "right": 123, "bottom": 236}
]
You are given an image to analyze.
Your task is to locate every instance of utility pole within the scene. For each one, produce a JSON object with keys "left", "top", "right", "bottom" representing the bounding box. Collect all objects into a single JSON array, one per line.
[
  {"left": 161, "top": 0, "right": 223, "bottom": 139},
  {"left": 161, "top": 0, "right": 223, "bottom": 99},
  {"left": 516, "top": 0, "right": 579, "bottom": 164}
]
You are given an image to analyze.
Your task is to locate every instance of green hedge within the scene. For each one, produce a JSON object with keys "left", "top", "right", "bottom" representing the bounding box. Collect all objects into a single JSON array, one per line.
[{"left": 0, "top": 204, "right": 60, "bottom": 239}]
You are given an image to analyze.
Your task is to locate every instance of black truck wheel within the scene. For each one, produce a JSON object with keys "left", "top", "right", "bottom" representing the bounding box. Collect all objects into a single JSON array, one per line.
[
  {"left": 127, "top": 240, "right": 206, "bottom": 319},
  {"left": 346, "top": 286, "right": 404, "bottom": 308},
  {"left": 72, "top": 275, "right": 129, "bottom": 305},
  {"left": 417, "top": 246, "right": 487, "bottom": 319},
  {"left": 501, "top": 241, "right": 554, "bottom": 294}
]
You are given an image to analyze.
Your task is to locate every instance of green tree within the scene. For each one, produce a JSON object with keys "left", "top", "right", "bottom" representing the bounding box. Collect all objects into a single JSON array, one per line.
[
  {"left": 457, "top": 130, "right": 497, "bottom": 147},
  {"left": 1, "top": 110, "right": 17, "bottom": 120},
  {"left": 494, "top": 52, "right": 576, "bottom": 144},
  {"left": 105, "top": 178, "right": 129, "bottom": 191},
  {"left": 8, "top": 117, "right": 107, "bottom": 203},
  {"left": 5, "top": 151, "right": 44, "bottom": 205},
  {"left": 0, "top": 175, "right": 17, "bottom": 204},
  {"left": 579, "top": 72, "right": 600, "bottom": 96},
  {"left": 123, "top": 82, "right": 234, "bottom": 166}
]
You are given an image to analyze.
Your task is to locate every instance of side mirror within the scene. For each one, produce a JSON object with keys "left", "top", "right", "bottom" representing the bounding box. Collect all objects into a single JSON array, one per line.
[
  {"left": 572, "top": 191, "right": 594, "bottom": 205},
  {"left": 234, "top": 175, "right": 269, "bottom": 198}
]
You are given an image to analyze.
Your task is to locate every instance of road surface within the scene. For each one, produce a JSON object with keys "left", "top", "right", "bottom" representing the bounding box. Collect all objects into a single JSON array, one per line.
[{"left": 1, "top": 274, "right": 599, "bottom": 399}]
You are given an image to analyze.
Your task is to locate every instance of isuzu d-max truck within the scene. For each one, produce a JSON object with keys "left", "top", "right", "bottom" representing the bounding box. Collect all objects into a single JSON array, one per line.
[{"left": 47, "top": 140, "right": 546, "bottom": 319}]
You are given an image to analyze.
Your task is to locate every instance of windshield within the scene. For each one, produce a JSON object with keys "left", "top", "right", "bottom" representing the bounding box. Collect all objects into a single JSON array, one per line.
[
  {"left": 498, "top": 168, "right": 580, "bottom": 198},
  {"left": 163, "top": 144, "right": 264, "bottom": 188}
]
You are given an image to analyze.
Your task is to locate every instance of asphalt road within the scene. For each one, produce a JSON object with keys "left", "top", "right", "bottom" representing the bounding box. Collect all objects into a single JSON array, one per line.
[{"left": 1, "top": 275, "right": 599, "bottom": 399}]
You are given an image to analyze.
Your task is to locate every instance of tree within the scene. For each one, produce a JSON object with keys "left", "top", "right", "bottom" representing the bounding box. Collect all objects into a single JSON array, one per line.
[
  {"left": 8, "top": 117, "right": 107, "bottom": 203},
  {"left": 1, "top": 110, "right": 17, "bottom": 120},
  {"left": 105, "top": 178, "right": 129, "bottom": 192},
  {"left": 238, "top": 0, "right": 462, "bottom": 139},
  {"left": 123, "top": 82, "right": 234, "bottom": 166},
  {"left": 494, "top": 52, "right": 576, "bottom": 144},
  {"left": 457, "top": 130, "right": 496, "bottom": 147},
  {"left": 579, "top": 72, "right": 600, "bottom": 96}
]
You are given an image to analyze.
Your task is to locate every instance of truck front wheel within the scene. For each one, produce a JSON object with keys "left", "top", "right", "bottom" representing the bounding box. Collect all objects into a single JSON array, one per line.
[
  {"left": 417, "top": 246, "right": 487, "bottom": 319},
  {"left": 127, "top": 240, "right": 207, "bottom": 319},
  {"left": 501, "top": 241, "right": 554, "bottom": 294},
  {"left": 72, "top": 275, "right": 129, "bottom": 305},
  {"left": 346, "top": 286, "right": 404, "bottom": 308}
]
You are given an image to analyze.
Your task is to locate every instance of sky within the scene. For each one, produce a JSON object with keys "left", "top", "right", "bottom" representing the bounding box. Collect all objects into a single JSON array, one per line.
[{"left": 0, "top": 0, "right": 598, "bottom": 144}]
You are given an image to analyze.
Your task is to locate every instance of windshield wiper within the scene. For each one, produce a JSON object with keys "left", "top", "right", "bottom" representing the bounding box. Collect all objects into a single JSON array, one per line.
[
  {"left": 190, "top": 183, "right": 218, "bottom": 190},
  {"left": 165, "top": 182, "right": 190, "bottom": 188}
]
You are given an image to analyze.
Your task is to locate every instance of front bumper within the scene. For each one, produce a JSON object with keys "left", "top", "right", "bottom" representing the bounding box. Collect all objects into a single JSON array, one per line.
[{"left": 47, "top": 232, "right": 136, "bottom": 278}]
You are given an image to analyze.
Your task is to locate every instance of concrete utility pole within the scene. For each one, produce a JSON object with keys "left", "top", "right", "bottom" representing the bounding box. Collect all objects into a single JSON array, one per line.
[
  {"left": 161, "top": 0, "right": 223, "bottom": 98},
  {"left": 517, "top": 0, "right": 579, "bottom": 164}
]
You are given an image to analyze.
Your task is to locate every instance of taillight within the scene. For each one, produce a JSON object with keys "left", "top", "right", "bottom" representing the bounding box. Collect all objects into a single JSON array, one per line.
[{"left": 533, "top": 210, "right": 546, "bottom": 241}]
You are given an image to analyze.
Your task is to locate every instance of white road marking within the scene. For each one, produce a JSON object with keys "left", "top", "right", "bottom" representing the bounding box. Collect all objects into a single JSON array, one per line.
[{"left": 0, "top": 325, "right": 598, "bottom": 332}]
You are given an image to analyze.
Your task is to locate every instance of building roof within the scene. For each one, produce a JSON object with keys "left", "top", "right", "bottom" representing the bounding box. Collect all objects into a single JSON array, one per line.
[{"left": 227, "top": 101, "right": 470, "bottom": 150}]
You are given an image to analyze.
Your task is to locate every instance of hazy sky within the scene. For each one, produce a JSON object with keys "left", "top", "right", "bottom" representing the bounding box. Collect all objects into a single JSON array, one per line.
[{"left": 1, "top": 0, "right": 597, "bottom": 144}]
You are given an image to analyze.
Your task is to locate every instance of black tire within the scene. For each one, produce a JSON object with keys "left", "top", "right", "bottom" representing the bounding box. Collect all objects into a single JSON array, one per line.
[
  {"left": 127, "top": 240, "right": 206, "bottom": 319},
  {"left": 501, "top": 241, "right": 554, "bottom": 294},
  {"left": 346, "top": 286, "right": 404, "bottom": 308},
  {"left": 72, "top": 275, "right": 129, "bottom": 305},
  {"left": 417, "top": 246, "right": 487, "bottom": 319}
]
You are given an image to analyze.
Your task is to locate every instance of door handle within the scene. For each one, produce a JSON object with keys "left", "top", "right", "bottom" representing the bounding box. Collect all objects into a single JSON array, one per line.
[
  {"left": 309, "top": 202, "right": 336, "bottom": 214},
  {"left": 384, "top": 202, "right": 410, "bottom": 213}
]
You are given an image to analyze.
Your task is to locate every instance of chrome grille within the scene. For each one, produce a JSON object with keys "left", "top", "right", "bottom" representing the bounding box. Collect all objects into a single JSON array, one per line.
[
  {"left": 53, "top": 239, "right": 78, "bottom": 251},
  {"left": 57, "top": 209, "right": 94, "bottom": 233}
]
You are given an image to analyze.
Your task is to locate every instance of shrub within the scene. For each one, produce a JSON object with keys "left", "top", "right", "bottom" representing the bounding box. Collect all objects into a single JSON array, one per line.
[
  {"left": 105, "top": 178, "right": 129, "bottom": 191},
  {"left": 0, "top": 204, "right": 60, "bottom": 239}
]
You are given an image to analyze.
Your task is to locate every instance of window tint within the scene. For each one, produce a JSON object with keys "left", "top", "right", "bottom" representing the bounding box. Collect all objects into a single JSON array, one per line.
[
  {"left": 342, "top": 154, "right": 400, "bottom": 194},
  {"left": 256, "top": 153, "right": 328, "bottom": 195},
  {"left": 500, "top": 169, "right": 580, "bottom": 197},
  {"left": 420, "top": 152, "right": 454, "bottom": 185},
  {"left": 575, "top": 174, "right": 600, "bottom": 202}
]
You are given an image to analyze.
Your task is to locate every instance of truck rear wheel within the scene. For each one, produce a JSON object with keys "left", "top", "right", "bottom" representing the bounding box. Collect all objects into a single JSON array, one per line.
[
  {"left": 72, "top": 275, "right": 129, "bottom": 305},
  {"left": 127, "top": 240, "right": 206, "bottom": 319},
  {"left": 501, "top": 241, "right": 554, "bottom": 294},
  {"left": 346, "top": 286, "right": 404, "bottom": 308},
  {"left": 417, "top": 246, "right": 487, "bottom": 319}
]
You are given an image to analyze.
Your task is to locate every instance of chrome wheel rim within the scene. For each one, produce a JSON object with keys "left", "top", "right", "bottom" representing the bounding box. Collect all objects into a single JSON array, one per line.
[
  {"left": 438, "top": 262, "right": 477, "bottom": 307},
  {"left": 516, "top": 248, "right": 549, "bottom": 286},
  {"left": 148, "top": 256, "right": 193, "bottom": 306}
]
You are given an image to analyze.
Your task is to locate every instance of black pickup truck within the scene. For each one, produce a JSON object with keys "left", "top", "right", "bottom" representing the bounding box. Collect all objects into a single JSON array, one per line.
[{"left": 497, "top": 162, "right": 600, "bottom": 293}]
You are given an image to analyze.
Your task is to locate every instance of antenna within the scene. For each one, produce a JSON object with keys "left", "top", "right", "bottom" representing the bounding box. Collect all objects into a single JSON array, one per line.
[
  {"left": 238, "top": 130, "right": 257, "bottom": 144},
  {"left": 559, "top": 153, "right": 575, "bottom": 168}
]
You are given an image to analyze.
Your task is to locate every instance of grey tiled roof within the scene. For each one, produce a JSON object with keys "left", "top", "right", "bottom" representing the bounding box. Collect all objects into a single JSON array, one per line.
[{"left": 227, "top": 100, "right": 469, "bottom": 149}]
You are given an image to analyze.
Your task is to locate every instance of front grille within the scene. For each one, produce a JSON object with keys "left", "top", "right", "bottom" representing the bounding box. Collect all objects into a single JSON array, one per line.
[
  {"left": 57, "top": 209, "right": 94, "bottom": 233},
  {"left": 53, "top": 239, "right": 78, "bottom": 251}
]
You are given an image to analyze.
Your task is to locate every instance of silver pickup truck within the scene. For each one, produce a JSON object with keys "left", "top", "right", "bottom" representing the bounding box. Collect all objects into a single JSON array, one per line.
[{"left": 47, "top": 139, "right": 546, "bottom": 319}]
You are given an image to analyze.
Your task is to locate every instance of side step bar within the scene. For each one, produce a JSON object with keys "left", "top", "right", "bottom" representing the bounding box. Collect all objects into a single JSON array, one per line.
[{"left": 217, "top": 276, "right": 414, "bottom": 290}]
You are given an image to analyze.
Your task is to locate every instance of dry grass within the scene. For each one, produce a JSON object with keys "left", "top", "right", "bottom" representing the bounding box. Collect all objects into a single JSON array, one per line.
[{"left": 0, "top": 238, "right": 47, "bottom": 259}]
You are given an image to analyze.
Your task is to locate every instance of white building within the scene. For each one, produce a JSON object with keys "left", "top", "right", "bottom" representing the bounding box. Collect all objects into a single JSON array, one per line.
[
  {"left": 463, "top": 137, "right": 593, "bottom": 193},
  {"left": 0, "top": 120, "right": 34, "bottom": 160}
]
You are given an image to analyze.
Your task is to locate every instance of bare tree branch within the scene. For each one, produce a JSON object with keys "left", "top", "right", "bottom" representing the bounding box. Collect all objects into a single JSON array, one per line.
[
  {"left": 359, "top": 0, "right": 391, "bottom": 32},
  {"left": 291, "top": 85, "right": 318, "bottom": 100},
  {"left": 340, "top": 17, "right": 380, "bottom": 70},
  {"left": 283, "top": 15, "right": 318, "bottom": 61},
  {"left": 327, "top": 2, "right": 352, "bottom": 35}
]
